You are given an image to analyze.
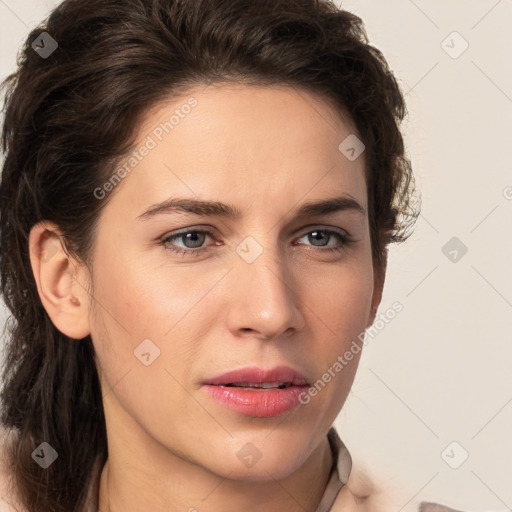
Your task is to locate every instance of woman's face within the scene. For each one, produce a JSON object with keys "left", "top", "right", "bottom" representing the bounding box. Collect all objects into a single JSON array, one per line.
[{"left": 85, "top": 83, "right": 383, "bottom": 480}]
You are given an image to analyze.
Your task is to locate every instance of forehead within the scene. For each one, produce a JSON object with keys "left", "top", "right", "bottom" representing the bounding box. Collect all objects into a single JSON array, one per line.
[{"left": 103, "top": 83, "right": 367, "bottom": 222}]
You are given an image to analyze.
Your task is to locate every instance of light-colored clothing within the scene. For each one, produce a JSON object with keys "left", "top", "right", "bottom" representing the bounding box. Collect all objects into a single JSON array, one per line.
[{"left": 322, "top": 427, "right": 464, "bottom": 512}]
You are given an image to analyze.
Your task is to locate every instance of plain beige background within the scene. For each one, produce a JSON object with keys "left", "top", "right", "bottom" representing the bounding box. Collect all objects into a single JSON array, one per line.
[{"left": 1, "top": 1, "right": 511, "bottom": 511}]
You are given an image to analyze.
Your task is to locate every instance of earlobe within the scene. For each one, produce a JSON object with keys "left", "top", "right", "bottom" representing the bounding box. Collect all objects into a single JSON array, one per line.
[{"left": 28, "top": 221, "right": 91, "bottom": 340}]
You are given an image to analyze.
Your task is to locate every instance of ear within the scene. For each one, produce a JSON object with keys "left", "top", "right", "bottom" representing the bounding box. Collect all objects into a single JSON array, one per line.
[
  {"left": 366, "top": 247, "right": 388, "bottom": 328},
  {"left": 28, "top": 221, "right": 92, "bottom": 339}
]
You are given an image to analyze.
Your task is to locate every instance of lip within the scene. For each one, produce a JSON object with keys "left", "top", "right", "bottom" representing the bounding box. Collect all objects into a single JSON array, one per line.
[
  {"left": 201, "top": 365, "right": 310, "bottom": 418},
  {"left": 202, "top": 365, "right": 309, "bottom": 387}
]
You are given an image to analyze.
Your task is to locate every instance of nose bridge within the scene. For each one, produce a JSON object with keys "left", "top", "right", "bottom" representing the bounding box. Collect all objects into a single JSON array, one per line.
[{"left": 229, "top": 232, "right": 304, "bottom": 338}]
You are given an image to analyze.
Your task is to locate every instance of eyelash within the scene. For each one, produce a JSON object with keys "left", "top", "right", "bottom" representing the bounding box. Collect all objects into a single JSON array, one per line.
[{"left": 158, "top": 227, "right": 354, "bottom": 257}]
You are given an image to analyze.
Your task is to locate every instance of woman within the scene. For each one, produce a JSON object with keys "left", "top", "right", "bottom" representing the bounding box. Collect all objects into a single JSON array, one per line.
[{"left": 0, "top": 0, "right": 457, "bottom": 510}]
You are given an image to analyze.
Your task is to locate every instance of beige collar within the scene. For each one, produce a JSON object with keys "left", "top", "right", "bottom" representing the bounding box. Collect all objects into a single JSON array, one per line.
[{"left": 314, "top": 426, "right": 353, "bottom": 511}]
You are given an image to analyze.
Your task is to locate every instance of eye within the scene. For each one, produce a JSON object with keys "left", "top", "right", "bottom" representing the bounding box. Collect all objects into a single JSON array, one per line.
[
  {"left": 159, "top": 229, "right": 216, "bottom": 257},
  {"left": 294, "top": 228, "right": 353, "bottom": 254}
]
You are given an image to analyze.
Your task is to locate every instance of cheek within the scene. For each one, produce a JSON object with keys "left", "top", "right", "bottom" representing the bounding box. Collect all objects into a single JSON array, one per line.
[
  {"left": 87, "top": 260, "right": 204, "bottom": 426},
  {"left": 301, "top": 255, "right": 374, "bottom": 401},
  {"left": 306, "top": 258, "right": 374, "bottom": 333},
  {"left": 91, "top": 240, "right": 208, "bottom": 335},
  {"left": 88, "top": 248, "right": 222, "bottom": 382}
]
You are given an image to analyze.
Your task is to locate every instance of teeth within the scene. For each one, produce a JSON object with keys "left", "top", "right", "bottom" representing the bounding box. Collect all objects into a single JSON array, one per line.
[
  {"left": 225, "top": 381, "right": 291, "bottom": 389},
  {"left": 261, "top": 381, "right": 282, "bottom": 389}
]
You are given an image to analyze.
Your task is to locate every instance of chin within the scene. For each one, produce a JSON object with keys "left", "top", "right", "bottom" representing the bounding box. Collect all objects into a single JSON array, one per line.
[{"left": 211, "top": 435, "right": 311, "bottom": 482}]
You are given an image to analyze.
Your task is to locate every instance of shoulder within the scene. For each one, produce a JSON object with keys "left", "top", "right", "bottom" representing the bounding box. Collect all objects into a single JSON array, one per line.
[
  {"left": 327, "top": 426, "right": 466, "bottom": 512},
  {"left": 0, "top": 426, "right": 24, "bottom": 512},
  {"left": 330, "top": 464, "right": 464, "bottom": 512}
]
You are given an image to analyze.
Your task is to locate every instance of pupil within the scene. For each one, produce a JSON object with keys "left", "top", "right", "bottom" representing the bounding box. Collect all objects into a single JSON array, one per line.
[
  {"left": 184, "top": 232, "right": 204, "bottom": 248},
  {"left": 310, "top": 230, "right": 328, "bottom": 246}
]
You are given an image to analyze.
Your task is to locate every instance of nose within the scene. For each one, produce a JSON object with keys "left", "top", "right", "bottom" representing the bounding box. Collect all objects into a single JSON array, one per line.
[{"left": 225, "top": 239, "right": 306, "bottom": 341}]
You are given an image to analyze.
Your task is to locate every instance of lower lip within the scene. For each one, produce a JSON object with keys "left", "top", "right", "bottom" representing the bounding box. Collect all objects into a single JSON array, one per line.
[{"left": 202, "top": 384, "right": 309, "bottom": 417}]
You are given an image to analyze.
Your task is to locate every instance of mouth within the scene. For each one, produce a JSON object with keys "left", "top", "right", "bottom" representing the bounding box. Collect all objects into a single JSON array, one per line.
[{"left": 201, "top": 365, "right": 310, "bottom": 417}]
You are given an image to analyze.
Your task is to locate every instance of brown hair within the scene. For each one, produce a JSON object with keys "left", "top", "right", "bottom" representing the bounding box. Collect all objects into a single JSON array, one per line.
[{"left": 0, "top": 0, "right": 419, "bottom": 510}]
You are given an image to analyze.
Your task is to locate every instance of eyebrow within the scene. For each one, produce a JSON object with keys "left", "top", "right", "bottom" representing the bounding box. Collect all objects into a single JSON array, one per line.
[{"left": 137, "top": 195, "right": 366, "bottom": 221}]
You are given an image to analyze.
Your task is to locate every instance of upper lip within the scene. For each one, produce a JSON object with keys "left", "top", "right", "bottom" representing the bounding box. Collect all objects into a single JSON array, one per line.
[{"left": 202, "top": 365, "right": 309, "bottom": 386}]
